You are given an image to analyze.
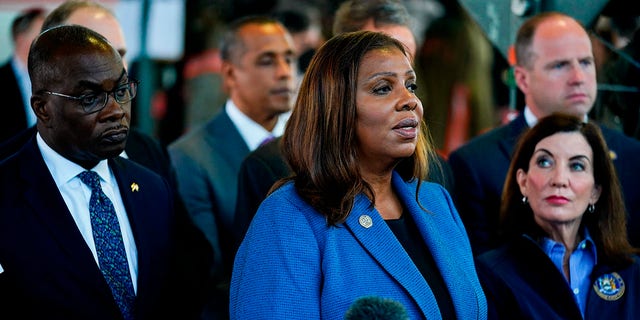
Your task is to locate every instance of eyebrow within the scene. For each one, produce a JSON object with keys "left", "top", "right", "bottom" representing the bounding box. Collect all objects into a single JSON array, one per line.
[
  {"left": 366, "top": 69, "right": 415, "bottom": 81},
  {"left": 76, "top": 69, "right": 128, "bottom": 90},
  {"left": 257, "top": 49, "right": 295, "bottom": 58},
  {"left": 534, "top": 148, "right": 592, "bottom": 163},
  {"left": 544, "top": 55, "right": 593, "bottom": 68},
  {"left": 570, "top": 155, "right": 591, "bottom": 163}
]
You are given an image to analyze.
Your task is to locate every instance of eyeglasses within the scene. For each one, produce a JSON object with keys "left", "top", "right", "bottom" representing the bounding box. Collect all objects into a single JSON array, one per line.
[{"left": 44, "top": 80, "right": 139, "bottom": 114}]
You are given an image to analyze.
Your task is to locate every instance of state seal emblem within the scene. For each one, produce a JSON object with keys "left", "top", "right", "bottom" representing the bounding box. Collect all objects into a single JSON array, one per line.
[{"left": 593, "top": 272, "right": 625, "bottom": 301}]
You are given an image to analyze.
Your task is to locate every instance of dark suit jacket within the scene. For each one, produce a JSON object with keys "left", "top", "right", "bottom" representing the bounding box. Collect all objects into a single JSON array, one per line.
[
  {"left": 0, "top": 137, "right": 211, "bottom": 319},
  {"left": 168, "top": 109, "right": 249, "bottom": 319},
  {"left": 448, "top": 114, "right": 640, "bottom": 255},
  {"left": 0, "top": 60, "right": 28, "bottom": 143},
  {"left": 233, "top": 135, "right": 455, "bottom": 248},
  {"left": 477, "top": 236, "right": 640, "bottom": 319}
]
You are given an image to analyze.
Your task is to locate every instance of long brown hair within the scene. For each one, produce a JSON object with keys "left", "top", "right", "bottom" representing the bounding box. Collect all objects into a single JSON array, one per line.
[
  {"left": 274, "top": 31, "right": 432, "bottom": 225},
  {"left": 501, "top": 113, "right": 637, "bottom": 265}
]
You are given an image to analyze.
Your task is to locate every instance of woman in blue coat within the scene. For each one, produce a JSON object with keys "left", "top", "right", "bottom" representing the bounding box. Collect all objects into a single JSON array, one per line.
[{"left": 230, "top": 31, "right": 487, "bottom": 319}]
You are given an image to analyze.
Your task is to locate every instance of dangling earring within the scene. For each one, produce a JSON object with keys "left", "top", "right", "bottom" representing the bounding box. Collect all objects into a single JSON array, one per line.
[
  {"left": 588, "top": 203, "right": 595, "bottom": 213},
  {"left": 522, "top": 196, "right": 528, "bottom": 204}
]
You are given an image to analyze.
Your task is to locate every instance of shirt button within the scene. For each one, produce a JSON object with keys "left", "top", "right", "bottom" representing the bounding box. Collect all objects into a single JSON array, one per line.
[{"left": 573, "top": 288, "right": 580, "bottom": 295}]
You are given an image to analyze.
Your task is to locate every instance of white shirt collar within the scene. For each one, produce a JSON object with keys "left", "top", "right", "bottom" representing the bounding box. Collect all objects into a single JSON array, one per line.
[
  {"left": 523, "top": 106, "right": 538, "bottom": 128},
  {"left": 37, "top": 132, "right": 113, "bottom": 188},
  {"left": 225, "top": 99, "right": 288, "bottom": 151},
  {"left": 523, "top": 106, "right": 589, "bottom": 128}
]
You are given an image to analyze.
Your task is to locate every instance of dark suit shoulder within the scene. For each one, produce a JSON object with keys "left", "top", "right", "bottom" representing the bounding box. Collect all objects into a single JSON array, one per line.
[
  {"left": 451, "top": 120, "right": 520, "bottom": 158},
  {"left": 0, "top": 60, "right": 28, "bottom": 142},
  {"left": 600, "top": 125, "right": 640, "bottom": 151},
  {"left": 242, "top": 137, "right": 289, "bottom": 176},
  {"left": 0, "top": 60, "right": 18, "bottom": 85},
  {"left": 110, "top": 156, "right": 171, "bottom": 188},
  {"left": 0, "top": 126, "right": 36, "bottom": 161},
  {"left": 170, "top": 111, "right": 235, "bottom": 149},
  {"left": 124, "top": 128, "right": 173, "bottom": 181}
]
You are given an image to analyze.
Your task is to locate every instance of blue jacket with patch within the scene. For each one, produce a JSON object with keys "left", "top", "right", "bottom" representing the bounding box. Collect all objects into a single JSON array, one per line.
[{"left": 477, "top": 235, "right": 640, "bottom": 320}]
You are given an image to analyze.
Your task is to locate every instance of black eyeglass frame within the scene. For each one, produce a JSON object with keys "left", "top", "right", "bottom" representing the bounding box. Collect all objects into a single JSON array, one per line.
[{"left": 43, "top": 79, "right": 140, "bottom": 114}]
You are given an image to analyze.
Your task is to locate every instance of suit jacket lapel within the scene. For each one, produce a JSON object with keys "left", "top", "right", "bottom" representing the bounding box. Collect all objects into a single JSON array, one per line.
[
  {"left": 20, "top": 138, "right": 107, "bottom": 288},
  {"left": 498, "top": 113, "right": 528, "bottom": 160},
  {"left": 396, "top": 177, "right": 482, "bottom": 318},
  {"left": 109, "top": 158, "right": 149, "bottom": 284},
  {"left": 344, "top": 192, "right": 440, "bottom": 315},
  {"left": 205, "top": 110, "right": 250, "bottom": 162}
]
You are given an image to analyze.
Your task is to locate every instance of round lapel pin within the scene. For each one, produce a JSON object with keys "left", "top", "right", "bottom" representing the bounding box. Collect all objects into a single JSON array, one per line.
[
  {"left": 359, "top": 215, "right": 373, "bottom": 228},
  {"left": 593, "top": 272, "right": 625, "bottom": 301}
]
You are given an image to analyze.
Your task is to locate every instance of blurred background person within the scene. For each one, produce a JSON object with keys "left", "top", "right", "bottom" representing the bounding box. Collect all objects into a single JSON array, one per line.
[
  {"left": 0, "top": 7, "right": 45, "bottom": 144},
  {"left": 448, "top": 12, "right": 640, "bottom": 256},
  {"left": 231, "top": 30, "right": 486, "bottom": 319},
  {"left": 181, "top": 8, "right": 227, "bottom": 133},
  {"left": 417, "top": 3, "right": 497, "bottom": 158},
  {"left": 477, "top": 113, "right": 640, "bottom": 319},
  {"left": 333, "top": 0, "right": 416, "bottom": 57},
  {"left": 168, "top": 15, "right": 296, "bottom": 320},
  {"left": 273, "top": 8, "right": 324, "bottom": 76}
]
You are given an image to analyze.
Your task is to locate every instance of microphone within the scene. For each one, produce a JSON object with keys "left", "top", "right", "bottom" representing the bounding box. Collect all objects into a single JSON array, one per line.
[{"left": 344, "top": 296, "right": 409, "bottom": 320}]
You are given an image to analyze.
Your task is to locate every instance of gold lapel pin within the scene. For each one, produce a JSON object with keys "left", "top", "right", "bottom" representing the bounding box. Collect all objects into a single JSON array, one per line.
[{"left": 130, "top": 183, "right": 139, "bottom": 192}]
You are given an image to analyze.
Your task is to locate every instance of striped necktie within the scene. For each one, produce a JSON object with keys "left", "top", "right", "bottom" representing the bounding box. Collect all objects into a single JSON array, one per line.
[{"left": 78, "top": 171, "right": 135, "bottom": 319}]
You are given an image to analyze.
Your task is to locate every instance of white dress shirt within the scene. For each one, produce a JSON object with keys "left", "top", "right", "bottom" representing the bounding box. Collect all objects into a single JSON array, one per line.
[
  {"left": 523, "top": 106, "right": 589, "bottom": 128},
  {"left": 225, "top": 99, "right": 288, "bottom": 151},
  {"left": 37, "top": 133, "right": 138, "bottom": 292}
]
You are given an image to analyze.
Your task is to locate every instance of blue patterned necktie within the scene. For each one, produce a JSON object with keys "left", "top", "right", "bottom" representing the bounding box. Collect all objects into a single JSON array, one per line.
[{"left": 78, "top": 171, "right": 135, "bottom": 319}]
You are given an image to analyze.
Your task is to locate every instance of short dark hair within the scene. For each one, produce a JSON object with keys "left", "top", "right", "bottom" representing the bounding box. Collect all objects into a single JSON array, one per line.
[
  {"left": 219, "top": 15, "right": 282, "bottom": 63},
  {"left": 278, "top": 30, "right": 432, "bottom": 225},
  {"left": 501, "top": 113, "right": 638, "bottom": 265},
  {"left": 11, "top": 8, "right": 46, "bottom": 41},
  {"left": 332, "top": 0, "right": 411, "bottom": 35},
  {"left": 28, "top": 25, "right": 114, "bottom": 93}
]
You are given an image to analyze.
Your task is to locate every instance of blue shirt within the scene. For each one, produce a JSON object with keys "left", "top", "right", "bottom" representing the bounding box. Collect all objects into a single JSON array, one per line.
[{"left": 538, "top": 230, "right": 597, "bottom": 318}]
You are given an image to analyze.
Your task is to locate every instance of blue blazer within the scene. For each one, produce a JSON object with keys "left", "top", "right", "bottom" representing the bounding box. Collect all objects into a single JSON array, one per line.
[
  {"left": 448, "top": 114, "right": 640, "bottom": 255},
  {"left": 0, "top": 137, "right": 193, "bottom": 319},
  {"left": 231, "top": 172, "right": 487, "bottom": 319}
]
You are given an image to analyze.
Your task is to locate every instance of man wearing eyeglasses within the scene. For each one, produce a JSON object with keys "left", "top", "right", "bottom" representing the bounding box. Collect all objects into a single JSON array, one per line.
[
  {"left": 0, "top": 24, "right": 201, "bottom": 319},
  {"left": 0, "top": 1, "right": 176, "bottom": 188}
]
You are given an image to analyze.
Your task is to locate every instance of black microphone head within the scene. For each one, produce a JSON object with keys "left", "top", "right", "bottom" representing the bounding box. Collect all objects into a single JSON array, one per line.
[{"left": 344, "top": 296, "right": 409, "bottom": 320}]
